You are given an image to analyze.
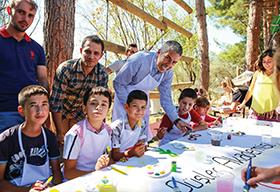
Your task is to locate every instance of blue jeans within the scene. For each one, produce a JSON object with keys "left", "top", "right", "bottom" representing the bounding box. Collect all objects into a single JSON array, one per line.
[{"left": 0, "top": 112, "right": 24, "bottom": 133}]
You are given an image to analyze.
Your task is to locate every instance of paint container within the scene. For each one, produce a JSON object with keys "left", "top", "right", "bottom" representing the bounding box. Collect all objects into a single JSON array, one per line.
[
  {"left": 171, "top": 161, "right": 177, "bottom": 172},
  {"left": 227, "top": 133, "right": 232, "bottom": 140}
]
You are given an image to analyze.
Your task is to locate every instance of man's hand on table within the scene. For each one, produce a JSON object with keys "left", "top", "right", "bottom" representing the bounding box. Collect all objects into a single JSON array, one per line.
[{"left": 174, "top": 119, "right": 192, "bottom": 134}]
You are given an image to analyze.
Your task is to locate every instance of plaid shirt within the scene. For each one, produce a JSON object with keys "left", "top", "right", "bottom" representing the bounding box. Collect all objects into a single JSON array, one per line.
[{"left": 50, "top": 58, "right": 108, "bottom": 121}]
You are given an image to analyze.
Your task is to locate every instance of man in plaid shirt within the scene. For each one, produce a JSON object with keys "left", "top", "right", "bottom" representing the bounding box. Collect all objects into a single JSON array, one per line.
[{"left": 50, "top": 35, "right": 108, "bottom": 144}]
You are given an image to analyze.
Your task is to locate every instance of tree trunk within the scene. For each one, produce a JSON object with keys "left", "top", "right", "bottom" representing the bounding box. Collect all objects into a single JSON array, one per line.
[
  {"left": 195, "top": 0, "right": 210, "bottom": 90},
  {"left": 245, "top": 0, "right": 262, "bottom": 71},
  {"left": 263, "top": 12, "right": 272, "bottom": 50},
  {"left": 273, "top": 33, "right": 280, "bottom": 49},
  {"left": 44, "top": 0, "right": 75, "bottom": 88}
]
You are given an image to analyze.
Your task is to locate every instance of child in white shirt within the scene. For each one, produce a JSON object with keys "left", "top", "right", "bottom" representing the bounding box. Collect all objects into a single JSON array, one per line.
[
  {"left": 63, "top": 87, "right": 112, "bottom": 180},
  {"left": 111, "top": 90, "right": 148, "bottom": 161}
]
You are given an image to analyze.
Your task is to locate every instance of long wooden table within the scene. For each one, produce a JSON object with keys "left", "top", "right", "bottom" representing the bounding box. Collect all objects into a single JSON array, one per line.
[{"left": 46, "top": 118, "right": 280, "bottom": 192}]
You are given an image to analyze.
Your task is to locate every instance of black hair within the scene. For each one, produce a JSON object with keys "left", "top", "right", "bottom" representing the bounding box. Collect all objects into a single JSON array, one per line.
[
  {"left": 195, "top": 97, "right": 210, "bottom": 107},
  {"left": 83, "top": 86, "right": 112, "bottom": 108},
  {"left": 126, "top": 90, "right": 148, "bottom": 105},
  {"left": 128, "top": 43, "right": 137, "bottom": 49},
  {"left": 81, "top": 35, "right": 104, "bottom": 52},
  {"left": 18, "top": 85, "right": 49, "bottom": 107},
  {"left": 178, "top": 88, "right": 197, "bottom": 102}
]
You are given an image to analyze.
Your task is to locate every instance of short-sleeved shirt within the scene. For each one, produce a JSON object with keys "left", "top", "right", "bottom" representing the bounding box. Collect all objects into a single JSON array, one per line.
[
  {"left": 63, "top": 119, "right": 112, "bottom": 171},
  {"left": 251, "top": 71, "right": 280, "bottom": 113},
  {"left": 107, "top": 60, "right": 126, "bottom": 74},
  {"left": 111, "top": 118, "right": 147, "bottom": 151},
  {"left": 160, "top": 109, "right": 202, "bottom": 132},
  {"left": 232, "top": 88, "right": 252, "bottom": 107},
  {"left": 50, "top": 59, "right": 108, "bottom": 121},
  {"left": 0, "top": 27, "right": 46, "bottom": 112},
  {"left": 0, "top": 125, "right": 60, "bottom": 182}
]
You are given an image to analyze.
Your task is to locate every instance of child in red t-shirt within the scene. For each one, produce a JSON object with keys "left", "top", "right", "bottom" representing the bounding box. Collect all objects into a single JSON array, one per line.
[
  {"left": 156, "top": 88, "right": 207, "bottom": 146},
  {"left": 193, "top": 97, "right": 221, "bottom": 128}
]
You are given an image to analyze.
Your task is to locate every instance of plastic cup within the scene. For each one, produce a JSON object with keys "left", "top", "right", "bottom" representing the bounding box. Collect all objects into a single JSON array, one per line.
[
  {"left": 222, "top": 118, "right": 227, "bottom": 128},
  {"left": 216, "top": 171, "right": 234, "bottom": 192},
  {"left": 261, "top": 129, "right": 272, "bottom": 144},
  {"left": 210, "top": 131, "right": 223, "bottom": 146},
  {"left": 96, "top": 176, "right": 118, "bottom": 192},
  {"left": 195, "top": 150, "right": 205, "bottom": 162},
  {"left": 226, "top": 117, "right": 234, "bottom": 128}
]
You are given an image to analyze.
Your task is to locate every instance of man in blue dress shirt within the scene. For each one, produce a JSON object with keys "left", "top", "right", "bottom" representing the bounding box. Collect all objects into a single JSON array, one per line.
[{"left": 112, "top": 40, "right": 190, "bottom": 140}]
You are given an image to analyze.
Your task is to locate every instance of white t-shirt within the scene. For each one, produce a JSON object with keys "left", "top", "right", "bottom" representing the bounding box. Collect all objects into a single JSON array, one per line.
[
  {"left": 111, "top": 118, "right": 147, "bottom": 152},
  {"left": 63, "top": 119, "right": 112, "bottom": 171}
]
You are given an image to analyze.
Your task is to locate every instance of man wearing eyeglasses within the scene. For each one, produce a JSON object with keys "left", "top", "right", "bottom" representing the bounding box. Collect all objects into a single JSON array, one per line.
[{"left": 105, "top": 43, "right": 138, "bottom": 75}]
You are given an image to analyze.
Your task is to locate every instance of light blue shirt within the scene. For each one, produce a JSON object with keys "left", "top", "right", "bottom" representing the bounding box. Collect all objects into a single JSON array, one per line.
[
  {"left": 113, "top": 51, "right": 178, "bottom": 122},
  {"left": 107, "top": 59, "right": 126, "bottom": 74}
]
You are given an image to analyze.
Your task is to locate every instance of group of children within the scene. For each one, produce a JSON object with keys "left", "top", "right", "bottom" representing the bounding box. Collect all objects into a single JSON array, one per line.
[{"left": 0, "top": 85, "right": 220, "bottom": 191}]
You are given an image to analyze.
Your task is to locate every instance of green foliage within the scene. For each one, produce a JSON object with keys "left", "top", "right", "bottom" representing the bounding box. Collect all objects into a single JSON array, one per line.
[
  {"left": 167, "top": 5, "right": 199, "bottom": 84},
  {"left": 82, "top": 0, "right": 198, "bottom": 87},
  {"left": 0, "top": 0, "right": 8, "bottom": 26},
  {"left": 271, "top": 15, "right": 280, "bottom": 34},
  {"left": 217, "top": 42, "right": 246, "bottom": 69},
  {"left": 209, "top": 41, "right": 246, "bottom": 99},
  {"left": 208, "top": 0, "right": 248, "bottom": 36},
  {"left": 206, "top": 0, "right": 249, "bottom": 99}
]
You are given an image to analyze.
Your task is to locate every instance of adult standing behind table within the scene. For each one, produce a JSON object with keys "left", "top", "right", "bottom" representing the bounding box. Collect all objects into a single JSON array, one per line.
[
  {"left": 0, "top": 0, "right": 48, "bottom": 133},
  {"left": 112, "top": 40, "right": 191, "bottom": 140},
  {"left": 50, "top": 35, "right": 108, "bottom": 144},
  {"left": 105, "top": 43, "right": 138, "bottom": 75}
]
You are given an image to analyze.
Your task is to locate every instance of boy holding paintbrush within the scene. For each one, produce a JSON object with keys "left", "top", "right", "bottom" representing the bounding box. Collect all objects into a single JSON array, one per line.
[
  {"left": 0, "top": 85, "right": 62, "bottom": 191},
  {"left": 111, "top": 90, "right": 148, "bottom": 161}
]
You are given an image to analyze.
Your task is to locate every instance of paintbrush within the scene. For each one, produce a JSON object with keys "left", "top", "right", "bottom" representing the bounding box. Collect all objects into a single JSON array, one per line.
[
  {"left": 42, "top": 176, "right": 53, "bottom": 188},
  {"left": 105, "top": 146, "right": 111, "bottom": 155}
]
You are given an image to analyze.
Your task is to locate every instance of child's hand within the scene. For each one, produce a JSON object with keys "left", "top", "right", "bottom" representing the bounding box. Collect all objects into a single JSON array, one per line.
[
  {"left": 130, "top": 142, "right": 145, "bottom": 157},
  {"left": 29, "top": 180, "right": 47, "bottom": 192},
  {"left": 95, "top": 155, "right": 110, "bottom": 171},
  {"left": 156, "top": 127, "right": 168, "bottom": 139},
  {"left": 176, "top": 120, "right": 192, "bottom": 133},
  {"left": 134, "top": 143, "right": 145, "bottom": 157},
  {"left": 213, "top": 119, "right": 222, "bottom": 126},
  {"left": 57, "top": 134, "right": 64, "bottom": 145},
  {"left": 236, "top": 103, "right": 245, "bottom": 111}
]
